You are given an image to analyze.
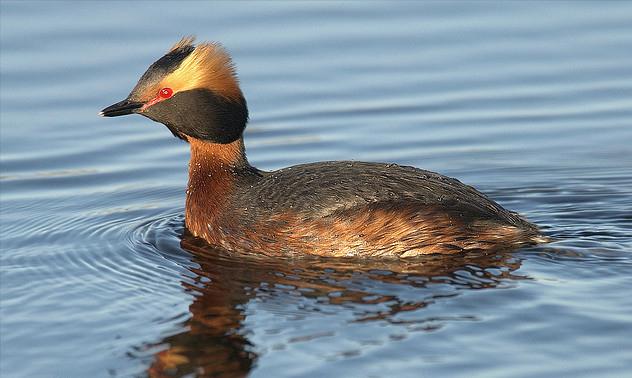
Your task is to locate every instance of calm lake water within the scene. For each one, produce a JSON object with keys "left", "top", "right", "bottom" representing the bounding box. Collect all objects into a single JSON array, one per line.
[{"left": 2, "top": 1, "right": 632, "bottom": 377}]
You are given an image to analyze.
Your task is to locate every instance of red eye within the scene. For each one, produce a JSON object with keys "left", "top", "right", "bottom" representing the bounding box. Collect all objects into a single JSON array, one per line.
[{"left": 159, "top": 87, "right": 173, "bottom": 99}]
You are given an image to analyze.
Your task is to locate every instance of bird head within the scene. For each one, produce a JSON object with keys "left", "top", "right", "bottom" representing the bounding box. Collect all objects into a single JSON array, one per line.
[{"left": 100, "top": 37, "right": 248, "bottom": 144}]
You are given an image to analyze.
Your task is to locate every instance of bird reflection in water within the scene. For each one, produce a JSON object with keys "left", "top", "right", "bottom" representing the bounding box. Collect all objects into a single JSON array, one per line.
[{"left": 146, "top": 232, "right": 527, "bottom": 377}]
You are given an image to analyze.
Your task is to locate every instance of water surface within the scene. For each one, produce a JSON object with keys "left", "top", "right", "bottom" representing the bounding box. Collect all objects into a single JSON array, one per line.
[{"left": 1, "top": 1, "right": 632, "bottom": 377}]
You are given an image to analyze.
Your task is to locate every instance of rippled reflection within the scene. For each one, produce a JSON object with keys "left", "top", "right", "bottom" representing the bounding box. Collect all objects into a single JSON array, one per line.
[{"left": 145, "top": 232, "right": 526, "bottom": 377}]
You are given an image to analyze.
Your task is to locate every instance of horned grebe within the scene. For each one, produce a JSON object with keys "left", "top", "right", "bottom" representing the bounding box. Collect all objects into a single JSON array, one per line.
[{"left": 101, "top": 37, "right": 544, "bottom": 257}]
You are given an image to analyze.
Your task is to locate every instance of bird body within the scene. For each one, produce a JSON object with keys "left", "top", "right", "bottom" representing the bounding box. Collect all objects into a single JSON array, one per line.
[{"left": 101, "top": 37, "right": 544, "bottom": 257}]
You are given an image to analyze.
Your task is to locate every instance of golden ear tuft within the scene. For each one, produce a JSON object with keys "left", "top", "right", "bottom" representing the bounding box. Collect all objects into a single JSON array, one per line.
[
  {"left": 161, "top": 40, "right": 242, "bottom": 101},
  {"left": 169, "top": 36, "right": 196, "bottom": 52}
]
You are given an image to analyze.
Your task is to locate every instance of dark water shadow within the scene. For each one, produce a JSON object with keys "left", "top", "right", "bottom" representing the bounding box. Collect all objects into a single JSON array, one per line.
[{"left": 143, "top": 231, "right": 528, "bottom": 377}]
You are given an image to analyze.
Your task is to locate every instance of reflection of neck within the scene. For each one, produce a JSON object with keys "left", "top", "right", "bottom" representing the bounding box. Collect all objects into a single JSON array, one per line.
[
  {"left": 185, "top": 137, "right": 249, "bottom": 239},
  {"left": 147, "top": 239, "right": 257, "bottom": 377}
]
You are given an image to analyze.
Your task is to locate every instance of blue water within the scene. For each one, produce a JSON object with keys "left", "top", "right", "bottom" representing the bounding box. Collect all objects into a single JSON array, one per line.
[{"left": 1, "top": 1, "right": 631, "bottom": 377}]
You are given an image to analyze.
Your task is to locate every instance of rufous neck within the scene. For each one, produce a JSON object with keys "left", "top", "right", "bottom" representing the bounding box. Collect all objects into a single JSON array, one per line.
[
  {"left": 185, "top": 137, "right": 248, "bottom": 239},
  {"left": 188, "top": 137, "right": 248, "bottom": 171}
]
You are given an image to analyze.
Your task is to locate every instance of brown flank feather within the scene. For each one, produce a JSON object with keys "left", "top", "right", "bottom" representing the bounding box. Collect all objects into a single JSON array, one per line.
[{"left": 194, "top": 202, "right": 533, "bottom": 258}]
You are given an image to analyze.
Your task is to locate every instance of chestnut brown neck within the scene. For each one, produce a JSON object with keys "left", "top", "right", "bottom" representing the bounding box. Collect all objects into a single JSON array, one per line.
[{"left": 185, "top": 137, "right": 249, "bottom": 239}]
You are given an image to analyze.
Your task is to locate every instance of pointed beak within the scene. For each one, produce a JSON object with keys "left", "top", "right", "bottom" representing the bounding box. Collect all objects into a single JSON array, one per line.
[{"left": 99, "top": 99, "right": 144, "bottom": 117}]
